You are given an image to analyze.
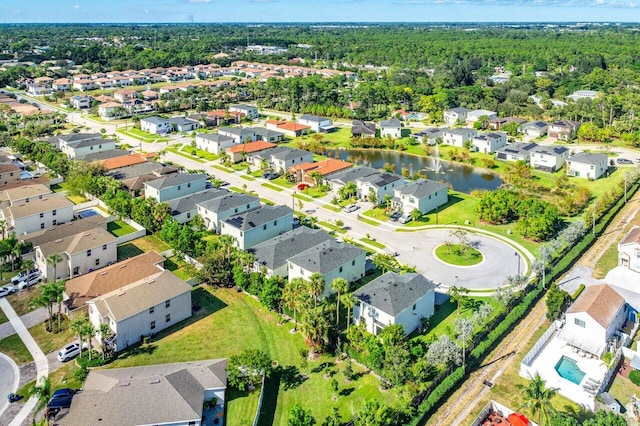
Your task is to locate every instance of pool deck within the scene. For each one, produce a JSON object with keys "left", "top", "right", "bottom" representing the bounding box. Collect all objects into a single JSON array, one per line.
[{"left": 522, "top": 332, "right": 607, "bottom": 410}]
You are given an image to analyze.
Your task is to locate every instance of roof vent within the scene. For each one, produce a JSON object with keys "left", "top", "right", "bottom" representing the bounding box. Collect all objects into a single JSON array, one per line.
[
  {"left": 100, "top": 271, "right": 108, "bottom": 276},
  {"left": 119, "top": 264, "right": 127, "bottom": 269},
  {"left": 150, "top": 378, "right": 161, "bottom": 384},
  {"left": 118, "top": 381, "right": 130, "bottom": 387}
]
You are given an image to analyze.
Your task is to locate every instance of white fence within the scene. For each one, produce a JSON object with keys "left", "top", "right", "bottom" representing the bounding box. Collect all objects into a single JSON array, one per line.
[
  {"left": 522, "top": 320, "right": 561, "bottom": 367},
  {"left": 252, "top": 375, "right": 267, "bottom": 426}
]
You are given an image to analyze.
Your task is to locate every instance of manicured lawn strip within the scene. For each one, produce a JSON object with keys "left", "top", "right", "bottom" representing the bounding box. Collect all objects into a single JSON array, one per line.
[
  {"left": 360, "top": 238, "right": 385, "bottom": 249},
  {"left": 181, "top": 146, "right": 219, "bottom": 161},
  {"left": 49, "top": 362, "right": 84, "bottom": 392},
  {"left": 318, "top": 221, "right": 347, "bottom": 234},
  {"left": 167, "top": 146, "right": 206, "bottom": 163},
  {"left": 0, "top": 333, "right": 33, "bottom": 365},
  {"left": 106, "top": 220, "right": 137, "bottom": 237},
  {"left": 261, "top": 198, "right": 275, "bottom": 206},
  {"left": 261, "top": 183, "right": 284, "bottom": 192},
  {"left": 7, "top": 287, "right": 43, "bottom": 316},
  {"left": 29, "top": 318, "right": 76, "bottom": 355},
  {"left": 117, "top": 235, "right": 171, "bottom": 261},
  {"left": 593, "top": 242, "right": 619, "bottom": 279},
  {"left": 212, "top": 164, "right": 235, "bottom": 173},
  {"left": 240, "top": 174, "right": 256, "bottom": 181},
  {"left": 322, "top": 204, "right": 342, "bottom": 212},
  {"left": 357, "top": 216, "right": 379, "bottom": 227},
  {"left": 293, "top": 193, "right": 313, "bottom": 203},
  {"left": 271, "top": 177, "right": 296, "bottom": 188},
  {"left": 363, "top": 207, "right": 391, "bottom": 222},
  {"left": 434, "top": 244, "right": 483, "bottom": 266},
  {"left": 299, "top": 187, "right": 329, "bottom": 198},
  {"left": 0, "top": 309, "right": 7, "bottom": 324}
]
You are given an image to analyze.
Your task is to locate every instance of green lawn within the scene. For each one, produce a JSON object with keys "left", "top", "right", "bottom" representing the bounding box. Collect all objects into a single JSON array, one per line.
[
  {"left": 179, "top": 144, "right": 219, "bottom": 161},
  {"left": 363, "top": 207, "right": 392, "bottom": 222},
  {"left": 108, "top": 287, "right": 395, "bottom": 425},
  {"left": 240, "top": 174, "right": 256, "bottom": 181},
  {"left": 360, "top": 238, "right": 385, "bottom": 249},
  {"left": 167, "top": 146, "right": 206, "bottom": 164},
  {"left": 322, "top": 204, "right": 342, "bottom": 213},
  {"left": 608, "top": 370, "right": 639, "bottom": 407},
  {"left": 434, "top": 244, "right": 483, "bottom": 266},
  {"left": 107, "top": 220, "right": 137, "bottom": 237},
  {"left": 212, "top": 164, "right": 235, "bottom": 173},
  {"left": 299, "top": 187, "right": 330, "bottom": 199},
  {"left": 0, "top": 333, "right": 33, "bottom": 364},
  {"left": 271, "top": 177, "right": 296, "bottom": 188},
  {"left": 357, "top": 216, "right": 379, "bottom": 227},
  {"left": 164, "top": 256, "right": 195, "bottom": 282},
  {"left": 262, "top": 183, "right": 284, "bottom": 192},
  {"left": 29, "top": 317, "right": 76, "bottom": 355},
  {"left": 0, "top": 309, "right": 7, "bottom": 324},
  {"left": 117, "top": 235, "right": 170, "bottom": 261},
  {"left": 318, "top": 221, "right": 347, "bottom": 234},
  {"left": 293, "top": 193, "right": 313, "bottom": 203},
  {"left": 7, "top": 287, "right": 43, "bottom": 316},
  {"left": 593, "top": 242, "right": 620, "bottom": 279}
]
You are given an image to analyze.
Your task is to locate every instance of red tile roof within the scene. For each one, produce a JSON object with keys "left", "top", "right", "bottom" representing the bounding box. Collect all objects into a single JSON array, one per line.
[{"left": 227, "top": 141, "right": 276, "bottom": 154}]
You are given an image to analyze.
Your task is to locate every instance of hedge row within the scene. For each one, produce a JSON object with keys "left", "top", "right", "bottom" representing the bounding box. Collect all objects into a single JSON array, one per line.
[
  {"left": 407, "top": 178, "right": 640, "bottom": 426},
  {"left": 571, "top": 284, "right": 586, "bottom": 300}
]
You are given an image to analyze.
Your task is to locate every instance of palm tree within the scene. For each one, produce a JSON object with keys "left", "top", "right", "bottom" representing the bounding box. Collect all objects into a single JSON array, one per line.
[
  {"left": 98, "top": 322, "right": 112, "bottom": 360},
  {"left": 46, "top": 253, "right": 63, "bottom": 282},
  {"left": 51, "top": 281, "right": 66, "bottom": 332},
  {"left": 30, "top": 376, "right": 51, "bottom": 422},
  {"left": 71, "top": 318, "right": 87, "bottom": 358},
  {"left": 31, "top": 283, "right": 54, "bottom": 331},
  {"left": 82, "top": 321, "right": 96, "bottom": 360},
  {"left": 22, "top": 258, "right": 35, "bottom": 290},
  {"left": 342, "top": 293, "right": 357, "bottom": 331},
  {"left": 299, "top": 310, "right": 329, "bottom": 353},
  {"left": 308, "top": 273, "right": 325, "bottom": 308},
  {"left": 331, "top": 278, "right": 349, "bottom": 328},
  {"left": 282, "top": 278, "right": 308, "bottom": 331},
  {"left": 0, "top": 219, "right": 6, "bottom": 240},
  {"left": 516, "top": 373, "right": 558, "bottom": 426}
]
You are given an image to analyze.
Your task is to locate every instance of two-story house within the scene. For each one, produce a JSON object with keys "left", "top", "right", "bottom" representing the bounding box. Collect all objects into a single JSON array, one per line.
[
  {"left": 144, "top": 173, "right": 208, "bottom": 202},
  {"left": 549, "top": 120, "right": 581, "bottom": 141},
  {"left": 195, "top": 133, "right": 236, "bottom": 155},
  {"left": 379, "top": 119, "right": 402, "bottom": 139},
  {"left": 520, "top": 121, "right": 549, "bottom": 138},
  {"left": 140, "top": 117, "right": 172, "bottom": 135},
  {"left": 441, "top": 128, "right": 478, "bottom": 148},
  {"left": 443, "top": 107, "right": 471, "bottom": 125},
  {"left": 197, "top": 193, "right": 261, "bottom": 232},
  {"left": 229, "top": 104, "right": 259, "bottom": 119},
  {"left": 218, "top": 126, "right": 257, "bottom": 144},
  {"left": 471, "top": 132, "right": 508, "bottom": 154},
  {"left": 297, "top": 114, "right": 333, "bottom": 133},
  {"left": 529, "top": 145, "right": 570, "bottom": 173},
  {"left": 167, "top": 189, "right": 228, "bottom": 224},
  {"left": 0, "top": 183, "right": 53, "bottom": 208},
  {"left": 392, "top": 178, "right": 448, "bottom": 215},
  {"left": 618, "top": 226, "right": 640, "bottom": 273},
  {"left": 355, "top": 172, "right": 406, "bottom": 205},
  {"left": 60, "top": 137, "right": 116, "bottom": 159},
  {"left": 495, "top": 142, "right": 538, "bottom": 163},
  {"left": 2, "top": 196, "right": 74, "bottom": 235},
  {"left": 566, "top": 152, "right": 608, "bottom": 180},
  {"left": 220, "top": 204, "right": 293, "bottom": 250}
]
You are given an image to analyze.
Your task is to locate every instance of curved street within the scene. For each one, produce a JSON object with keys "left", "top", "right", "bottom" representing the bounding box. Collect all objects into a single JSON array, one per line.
[{"left": 0, "top": 352, "right": 19, "bottom": 418}]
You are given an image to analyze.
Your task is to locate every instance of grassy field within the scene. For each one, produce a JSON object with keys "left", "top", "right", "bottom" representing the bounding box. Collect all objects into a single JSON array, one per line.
[
  {"left": 434, "top": 244, "right": 483, "bottom": 266},
  {"left": 117, "top": 235, "right": 171, "bottom": 261},
  {"left": 0, "top": 333, "right": 33, "bottom": 364},
  {"left": 167, "top": 145, "right": 206, "bottom": 163},
  {"left": 29, "top": 317, "right": 76, "bottom": 355},
  {"left": 593, "top": 242, "right": 620, "bottom": 279},
  {"left": 107, "top": 287, "right": 396, "bottom": 425},
  {"left": 107, "top": 220, "right": 137, "bottom": 237},
  {"left": 608, "top": 369, "right": 640, "bottom": 407},
  {"left": 7, "top": 287, "right": 43, "bottom": 316},
  {"left": 360, "top": 237, "right": 385, "bottom": 249}
]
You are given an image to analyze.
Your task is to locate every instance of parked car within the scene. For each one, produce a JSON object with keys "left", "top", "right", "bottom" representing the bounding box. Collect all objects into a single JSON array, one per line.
[
  {"left": 16, "top": 271, "right": 42, "bottom": 290},
  {"left": 57, "top": 343, "right": 82, "bottom": 362},
  {"left": 389, "top": 211, "right": 402, "bottom": 222},
  {"left": 51, "top": 388, "right": 77, "bottom": 400},
  {"left": 46, "top": 396, "right": 73, "bottom": 419},
  {"left": 343, "top": 204, "right": 359, "bottom": 213},
  {"left": 617, "top": 158, "right": 633, "bottom": 165},
  {"left": 262, "top": 172, "right": 279, "bottom": 180},
  {"left": 11, "top": 270, "right": 32, "bottom": 285},
  {"left": 398, "top": 214, "right": 412, "bottom": 224},
  {"left": 0, "top": 284, "right": 18, "bottom": 298}
]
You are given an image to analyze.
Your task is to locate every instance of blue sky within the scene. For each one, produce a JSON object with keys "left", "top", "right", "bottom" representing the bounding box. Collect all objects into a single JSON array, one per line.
[{"left": 1, "top": 0, "right": 639, "bottom": 23}]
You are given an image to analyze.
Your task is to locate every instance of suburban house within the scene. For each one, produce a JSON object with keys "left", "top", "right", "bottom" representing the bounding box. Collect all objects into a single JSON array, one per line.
[
  {"left": 113, "top": 89, "right": 137, "bottom": 103},
  {"left": 444, "top": 107, "right": 471, "bottom": 125},
  {"left": 558, "top": 284, "right": 626, "bottom": 357},
  {"left": 86, "top": 269, "right": 192, "bottom": 351},
  {"left": 57, "top": 359, "right": 227, "bottom": 426},
  {"left": 218, "top": 126, "right": 257, "bottom": 144},
  {"left": 355, "top": 172, "right": 406, "bottom": 205},
  {"left": 253, "top": 127, "right": 286, "bottom": 143},
  {"left": 247, "top": 147, "right": 314, "bottom": 173},
  {"left": 328, "top": 166, "right": 379, "bottom": 195},
  {"left": 140, "top": 117, "right": 172, "bottom": 135},
  {"left": 197, "top": 193, "right": 261, "bottom": 232},
  {"left": 391, "top": 178, "right": 448, "bottom": 215},
  {"left": 21, "top": 216, "right": 106, "bottom": 255},
  {"left": 60, "top": 137, "right": 116, "bottom": 159},
  {"left": 297, "top": 114, "right": 333, "bottom": 133},
  {"left": 226, "top": 141, "right": 276, "bottom": 163},
  {"left": 0, "top": 164, "right": 23, "bottom": 187},
  {"left": 266, "top": 120, "right": 310, "bottom": 138},
  {"left": 2, "top": 196, "right": 74, "bottom": 235},
  {"left": 0, "top": 183, "right": 53, "bottom": 208},
  {"left": 220, "top": 204, "right": 293, "bottom": 250},
  {"left": 70, "top": 95, "right": 92, "bottom": 109},
  {"left": 618, "top": 226, "right": 640, "bottom": 273},
  {"left": 144, "top": 173, "right": 208, "bottom": 202},
  {"left": 250, "top": 227, "right": 333, "bottom": 278},
  {"left": 495, "top": 142, "right": 538, "bottom": 163},
  {"left": 288, "top": 159, "right": 353, "bottom": 185},
  {"left": 35, "top": 226, "right": 117, "bottom": 281},
  {"left": 466, "top": 109, "right": 498, "bottom": 126},
  {"left": 488, "top": 116, "right": 525, "bottom": 131},
  {"left": 392, "top": 109, "right": 425, "bottom": 121},
  {"left": 229, "top": 104, "right": 259, "bottom": 119},
  {"left": 170, "top": 117, "right": 200, "bottom": 133},
  {"left": 520, "top": 121, "right": 549, "bottom": 138},
  {"left": 441, "top": 128, "right": 478, "bottom": 148},
  {"left": 98, "top": 153, "right": 148, "bottom": 171},
  {"left": 108, "top": 162, "right": 179, "bottom": 196},
  {"left": 566, "top": 152, "right": 608, "bottom": 180},
  {"left": 549, "top": 120, "right": 581, "bottom": 141},
  {"left": 52, "top": 78, "right": 72, "bottom": 92},
  {"left": 195, "top": 133, "right": 235, "bottom": 155},
  {"left": 64, "top": 251, "right": 165, "bottom": 313},
  {"left": 380, "top": 119, "right": 402, "bottom": 139},
  {"left": 529, "top": 145, "right": 570, "bottom": 173},
  {"left": 98, "top": 102, "right": 123, "bottom": 119},
  {"left": 49, "top": 133, "right": 102, "bottom": 150},
  {"left": 353, "top": 272, "right": 436, "bottom": 335},
  {"left": 411, "top": 128, "right": 442, "bottom": 145},
  {"left": 167, "top": 189, "right": 228, "bottom": 224},
  {"left": 286, "top": 240, "right": 367, "bottom": 295},
  {"left": 471, "top": 132, "right": 507, "bottom": 154},
  {"left": 351, "top": 120, "right": 376, "bottom": 138}
]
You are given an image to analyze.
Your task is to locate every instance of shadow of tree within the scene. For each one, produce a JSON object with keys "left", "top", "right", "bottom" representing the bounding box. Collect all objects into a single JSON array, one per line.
[
  {"left": 339, "top": 387, "right": 355, "bottom": 396},
  {"left": 280, "top": 365, "right": 307, "bottom": 390}
]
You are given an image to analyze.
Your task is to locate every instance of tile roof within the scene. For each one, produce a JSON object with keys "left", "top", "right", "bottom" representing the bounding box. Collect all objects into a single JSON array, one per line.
[
  {"left": 276, "top": 122, "right": 310, "bottom": 132},
  {"left": 227, "top": 141, "right": 276, "bottom": 154},
  {"left": 99, "top": 153, "right": 147, "bottom": 170},
  {"left": 567, "top": 284, "right": 625, "bottom": 329},
  {"left": 354, "top": 272, "right": 436, "bottom": 317},
  {"left": 289, "top": 159, "right": 353, "bottom": 176}
]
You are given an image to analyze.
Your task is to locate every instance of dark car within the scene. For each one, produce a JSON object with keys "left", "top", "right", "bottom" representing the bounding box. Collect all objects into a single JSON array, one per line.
[
  {"left": 389, "top": 211, "right": 402, "bottom": 222},
  {"left": 51, "top": 388, "right": 77, "bottom": 400},
  {"left": 617, "top": 158, "right": 633, "bottom": 165},
  {"left": 46, "top": 396, "right": 73, "bottom": 419}
]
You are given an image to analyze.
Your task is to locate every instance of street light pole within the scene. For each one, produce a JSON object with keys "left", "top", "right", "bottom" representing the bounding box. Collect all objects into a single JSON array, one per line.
[
  {"left": 542, "top": 250, "right": 546, "bottom": 289},
  {"left": 514, "top": 252, "right": 521, "bottom": 276}
]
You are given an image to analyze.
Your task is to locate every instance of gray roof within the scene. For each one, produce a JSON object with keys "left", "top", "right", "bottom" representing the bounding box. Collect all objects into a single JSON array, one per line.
[
  {"left": 287, "top": 240, "right": 365, "bottom": 275},
  {"left": 107, "top": 161, "right": 172, "bottom": 181},
  {"left": 37, "top": 226, "right": 116, "bottom": 258},
  {"left": 551, "top": 120, "right": 581, "bottom": 129},
  {"left": 141, "top": 116, "right": 170, "bottom": 125},
  {"left": 59, "top": 359, "right": 227, "bottom": 426},
  {"left": 474, "top": 132, "right": 505, "bottom": 141},
  {"left": 413, "top": 128, "right": 442, "bottom": 138},
  {"left": 230, "top": 104, "right": 257, "bottom": 111},
  {"left": 299, "top": 114, "right": 329, "bottom": 123},
  {"left": 530, "top": 145, "right": 569, "bottom": 157},
  {"left": 329, "top": 166, "right": 379, "bottom": 185},
  {"left": 57, "top": 133, "right": 101, "bottom": 143},
  {"left": 270, "top": 147, "right": 312, "bottom": 162},
  {"left": 395, "top": 178, "right": 447, "bottom": 198},
  {"left": 496, "top": 142, "right": 538, "bottom": 156},
  {"left": 196, "top": 133, "right": 234, "bottom": 143},
  {"left": 447, "top": 107, "right": 471, "bottom": 114},
  {"left": 568, "top": 152, "right": 608, "bottom": 165},
  {"left": 358, "top": 172, "right": 404, "bottom": 188},
  {"left": 351, "top": 120, "right": 376, "bottom": 135},
  {"left": 145, "top": 173, "right": 207, "bottom": 191},
  {"left": 78, "top": 149, "right": 131, "bottom": 162},
  {"left": 380, "top": 119, "right": 401, "bottom": 128},
  {"left": 224, "top": 205, "right": 292, "bottom": 230},
  {"left": 167, "top": 189, "right": 228, "bottom": 216},
  {"left": 22, "top": 216, "right": 106, "bottom": 247},
  {"left": 354, "top": 272, "right": 436, "bottom": 317},
  {"left": 219, "top": 126, "right": 255, "bottom": 137},
  {"left": 250, "top": 227, "right": 333, "bottom": 271},
  {"left": 197, "top": 192, "right": 259, "bottom": 213},
  {"left": 443, "top": 128, "right": 475, "bottom": 136},
  {"left": 67, "top": 137, "right": 113, "bottom": 149},
  {"left": 251, "top": 127, "right": 285, "bottom": 139},
  {"left": 521, "top": 121, "right": 548, "bottom": 129},
  {"left": 170, "top": 117, "right": 199, "bottom": 127}
]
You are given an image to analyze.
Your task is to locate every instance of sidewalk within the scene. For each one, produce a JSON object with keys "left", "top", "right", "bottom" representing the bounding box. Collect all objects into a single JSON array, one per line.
[
  {"left": 0, "top": 298, "right": 49, "bottom": 426},
  {"left": 0, "top": 307, "right": 48, "bottom": 340}
]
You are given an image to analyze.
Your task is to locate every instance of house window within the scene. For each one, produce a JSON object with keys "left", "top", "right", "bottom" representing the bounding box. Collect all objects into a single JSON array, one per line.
[
  {"left": 574, "top": 318, "right": 586, "bottom": 328},
  {"left": 95, "top": 258, "right": 100, "bottom": 266},
  {"left": 413, "top": 304, "right": 416, "bottom": 311},
  {"left": 41, "top": 223, "right": 45, "bottom": 229},
  {"left": 73, "top": 266, "right": 79, "bottom": 275},
  {"left": 39, "top": 213, "right": 44, "bottom": 218},
  {"left": 149, "top": 306, "right": 155, "bottom": 314},
  {"left": 52, "top": 220, "right": 57, "bottom": 226},
  {"left": 26, "top": 198, "right": 30, "bottom": 202},
  {"left": 339, "top": 266, "right": 343, "bottom": 273},
  {"left": 87, "top": 249, "right": 91, "bottom": 257},
  {"left": 352, "top": 260, "right": 355, "bottom": 266},
  {"left": 177, "top": 185, "right": 181, "bottom": 190},
  {"left": 187, "top": 183, "right": 191, "bottom": 188},
  {"left": 187, "top": 212, "right": 191, "bottom": 219},
  {"left": 263, "top": 224, "right": 267, "bottom": 230},
  {"left": 274, "top": 220, "right": 277, "bottom": 226},
  {"left": 150, "top": 321, "right": 156, "bottom": 330},
  {"left": 103, "top": 244, "right": 107, "bottom": 250},
  {"left": 166, "top": 314, "right": 171, "bottom": 323},
  {"left": 165, "top": 300, "right": 171, "bottom": 308}
]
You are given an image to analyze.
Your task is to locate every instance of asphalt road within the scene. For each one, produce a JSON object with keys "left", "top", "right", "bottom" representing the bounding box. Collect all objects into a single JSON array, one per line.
[{"left": 0, "top": 353, "right": 19, "bottom": 418}]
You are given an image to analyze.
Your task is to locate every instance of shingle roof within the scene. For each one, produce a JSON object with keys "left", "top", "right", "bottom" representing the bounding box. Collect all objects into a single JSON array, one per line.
[
  {"left": 37, "top": 226, "right": 116, "bottom": 258},
  {"left": 252, "top": 127, "right": 285, "bottom": 139},
  {"left": 358, "top": 172, "right": 404, "bottom": 188},
  {"left": 287, "top": 240, "right": 365, "bottom": 275},
  {"left": 447, "top": 107, "right": 471, "bottom": 114},
  {"left": 196, "top": 133, "right": 234, "bottom": 143},
  {"left": 521, "top": 121, "right": 548, "bottom": 129},
  {"left": 619, "top": 225, "right": 640, "bottom": 246},
  {"left": 22, "top": 216, "right": 106, "bottom": 248},
  {"left": 57, "top": 133, "right": 101, "bottom": 143},
  {"left": 474, "top": 132, "right": 506, "bottom": 141},
  {"left": 567, "top": 284, "right": 624, "bottom": 329},
  {"left": 145, "top": 173, "right": 207, "bottom": 191},
  {"left": 197, "top": 192, "right": 259, "bottom": 213},
  {"left": 1, "top": 183, "right": 52, "bottom": 203},
  {"left": 380, "top": 119, "right": 401, "bottom": 128},
  {"left": 329, "top": 166, "right": 379, "bottom": 185},
  {"left": 496, "top": 142, "right": 538, "bottom": 156},
  {"left": 59, "top": 359, "right": 227, "bottom": 426},
  {"left": 79, "top": 149, "right": 131, "bottom": 162},
  {"left": 219, "top": 126, "right": 255, "bottom": 137},
  {"left": 65, "top": 251, "right": 165, "bottom": 310},
  {"left": 167, "top": 189, "right": 228, "bottom": 216},
  {"left": 68, "top": 138, "right": 113, "bottom": 149},
  {"left": 530, "top": 145, "right": 569, "bottom": 157},
  {"left": 351, "top": 120, "right": 376, "bottom": 135},
  {"left": 299, "top": 114, "right": 329, "bottom": 123},
  {"left": 107, "top": 162, "right": 171, "bottom": 181},
  {"left": 141, "top": 116, "right": 170, "bottom": 125},
  {"left": 354, "top": 272, "right": 436, "bottom": 317},
  {"left": 224, "top": 205, "right": 292, "bottom": 230},
  {"left": 568, "top": 152, "right": 608, "bottom": 166},
  {"left": 270, "top": 147, "right": 312, "bottom": 162},
  {"left": 5, "top": 196, "right": 73, "bottom": 219},
  {"left": 250, "top": 227, "right": 333, "bottom": 271},
  {"left": 395, "top": 178, "right": 447, "bottom": 198}
]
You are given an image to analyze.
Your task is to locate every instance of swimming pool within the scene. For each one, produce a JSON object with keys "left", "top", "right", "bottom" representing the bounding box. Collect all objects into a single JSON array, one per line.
[
  {"left": 555, "top": 355, "right": 586, "bottom": 385},
  {"left": 78, "top": 209, "right": 99, "bottom": 218}
]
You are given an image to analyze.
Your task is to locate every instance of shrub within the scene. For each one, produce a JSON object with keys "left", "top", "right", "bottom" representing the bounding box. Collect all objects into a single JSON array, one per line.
[
  {"left": 629, "top": 370, "right": 640, "bottom": 386},
  {"left": 571, "top": 284, "right": 586, "bottom": 300}
]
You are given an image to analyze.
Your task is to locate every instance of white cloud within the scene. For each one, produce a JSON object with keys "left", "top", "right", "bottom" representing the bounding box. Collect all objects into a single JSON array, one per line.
[
  {"left": 74, "top": 4, "right": 80, "bottom": 9},
  {"left": 188, "top": 0, "right": 211, "bottom": 3}
]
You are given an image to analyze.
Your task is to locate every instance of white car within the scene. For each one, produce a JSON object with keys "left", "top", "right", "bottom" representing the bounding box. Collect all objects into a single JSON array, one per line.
[
  {"left": 10, "top": 270, "right": 30, "bottom": 285},
  {"left": 0, "top": 284, "right": 17, "bottom": 298},
  {"left": 342, "top": 204, "right": 360, "bottom": 213},
  {"left": 57, "top": 343, "right": 82, "bottom": 362},
  {"left": 17, "top": 271, "right": 42, "bottom": 290}
]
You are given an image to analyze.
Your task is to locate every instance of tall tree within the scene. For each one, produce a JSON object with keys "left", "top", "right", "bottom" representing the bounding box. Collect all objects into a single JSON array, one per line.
[
  {"left": 516, "top": 373, "right": 558, "bottom": 426},
  {"left": 46, "top": 253, "right": 63, "bottom": 282},
  {"left": 307, "top": 273, "right": 325, "bottom": 308},
  {"left": 330, "top": 278, "right": 349, "bottom": 327}
]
